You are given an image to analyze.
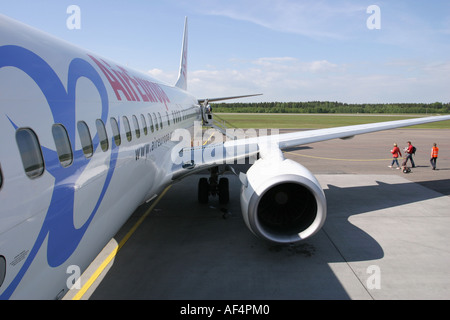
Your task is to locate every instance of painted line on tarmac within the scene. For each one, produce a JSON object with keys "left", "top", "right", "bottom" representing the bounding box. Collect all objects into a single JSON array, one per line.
[
  {"left": 71, "top": 186, "right": 172, "bottom": 300},
  {"left": 284, "top": 151, "right": 398, "bottom": 162}
]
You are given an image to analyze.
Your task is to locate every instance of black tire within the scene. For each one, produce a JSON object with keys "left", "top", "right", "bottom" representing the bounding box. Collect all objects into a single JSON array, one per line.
[
  {"left": 198, "top": 177, "right": 209, "bottom": 203},
  {"left": 218, "top": 177, "right": 229, "bottom": 204}
]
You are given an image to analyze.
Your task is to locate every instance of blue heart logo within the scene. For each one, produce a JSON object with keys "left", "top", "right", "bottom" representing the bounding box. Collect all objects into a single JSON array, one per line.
[{"left": 1, "top": 45, "right": 117, "bottom": 299}]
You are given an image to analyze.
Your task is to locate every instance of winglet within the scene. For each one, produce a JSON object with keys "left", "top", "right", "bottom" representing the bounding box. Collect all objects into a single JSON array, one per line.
[{"left": 175, "top": 17, "right": 188, "bottom": 91}]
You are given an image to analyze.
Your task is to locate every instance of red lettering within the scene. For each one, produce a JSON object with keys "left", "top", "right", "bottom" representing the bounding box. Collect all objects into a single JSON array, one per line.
[
  {"left": 112, "top": 69, "right": 136, "bottom": 101},
  {"left": 131, "top": 77, "right": 149, "bottom": 102},
  {"left": 149, "top": 82, "right": 165, "bottom": 104},
  {"left": 133, "top": 77, "right": 151, "bottom": 102},
  {"left": 117, "top": 67, "right": 150, "bottom": 103},
  {"left": 89, "top": 55, "right": 170, "bottom": 107},
  {"left": 88, "top": 55, "right": 131, "bottom": 101},
  {"left": 141, "top": 79, "right": 158, "bottom": 103}
]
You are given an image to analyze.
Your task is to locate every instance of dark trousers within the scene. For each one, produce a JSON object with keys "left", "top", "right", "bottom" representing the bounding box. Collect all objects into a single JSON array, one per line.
[
  {"left": 405, "top": 153, "right": 415, "bottom": 167},
  {"left": 430, "top": 157, "right": 437, "bottom": 169}
]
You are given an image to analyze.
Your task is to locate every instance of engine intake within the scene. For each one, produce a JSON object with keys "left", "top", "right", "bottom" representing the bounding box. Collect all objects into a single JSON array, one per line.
[{"left": 240, "top": 157, "right": 326, "bottom": 244}]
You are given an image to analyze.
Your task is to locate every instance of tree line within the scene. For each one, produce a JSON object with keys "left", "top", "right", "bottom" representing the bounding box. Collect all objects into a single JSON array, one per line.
[{"left": 211, "top": 101, "right": 450, "bottom": 114}]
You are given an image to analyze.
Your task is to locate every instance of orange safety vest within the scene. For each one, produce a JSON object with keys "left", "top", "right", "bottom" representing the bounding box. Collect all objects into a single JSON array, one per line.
[{"left": 431, "top": 146, "right": 439, "bottom": 158}]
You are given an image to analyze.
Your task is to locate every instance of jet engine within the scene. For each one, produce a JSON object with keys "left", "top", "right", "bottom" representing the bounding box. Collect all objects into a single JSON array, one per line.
[{"left": 239, "top": 154, "right": 327, "bottom": 244}]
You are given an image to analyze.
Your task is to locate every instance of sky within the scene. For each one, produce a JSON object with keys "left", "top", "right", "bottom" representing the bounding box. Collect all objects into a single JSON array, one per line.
[{"left": 1, "top": 0, "right": 450, "bottom": 104}]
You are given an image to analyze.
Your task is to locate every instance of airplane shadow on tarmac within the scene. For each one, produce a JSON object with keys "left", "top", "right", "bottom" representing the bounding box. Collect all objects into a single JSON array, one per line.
[
  {"left": 90, "top": 173, "right": 450, "bottom": 300},
  {"left": 322, "top": 178, "right": 450, "bottom": 262}
]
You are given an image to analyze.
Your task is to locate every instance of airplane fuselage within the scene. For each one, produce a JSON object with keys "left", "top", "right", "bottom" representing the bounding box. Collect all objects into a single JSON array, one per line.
[{"left": 0, "top": 15, "right": 199, "bottom": 299}]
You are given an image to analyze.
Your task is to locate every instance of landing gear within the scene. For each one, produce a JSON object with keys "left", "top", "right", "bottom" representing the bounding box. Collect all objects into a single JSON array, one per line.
[
  {"left": 197, "top": 166, "right": 229, "bottom": 204},
  {"left": 198, "top": 177, "right": 209, "bottom": 204},
  {"left": 218, "top": 177, "right": 229, "bottom": 204}
]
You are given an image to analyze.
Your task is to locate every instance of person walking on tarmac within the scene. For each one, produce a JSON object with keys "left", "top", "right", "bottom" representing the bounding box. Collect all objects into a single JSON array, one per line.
[
  {"left": 389, "top": 143, "right": 402, "bottom": 169},
  {"left": 430, "top": 143, "right": 439, "bottom": 170},
  {"left": 404, "top": 141, "right": 416, "bottom": 168}
]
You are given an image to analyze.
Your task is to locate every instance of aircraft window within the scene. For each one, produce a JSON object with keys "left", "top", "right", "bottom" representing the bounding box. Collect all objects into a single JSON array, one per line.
[
  {"left": 96, "top": 119, "right": 109, "bottom": 152},
  {"left": 132, "top": 115, "right": 140, "bottom": 139},
  {"left": 153, "top": 113, "right": 159, "bottom": 131},
  {"left": 77, "top": 121, "right": 93, "bottom": 158},
  {"left": 0, "top": 164, "right": 3, "bottom": 189},
  {"left": 158, "top": 112, "right": 163, "bottom": 130},
  {"left": 15, "top": 128, "right": 45, "bottom": 179},
  {"left": 123, "top": 116, "right": 132, "bottom": 142},
  {"left": 140, "top": 114, "right": 148, "bottom": 136},
  {"left": 52, "top": 124, "right": 73, "bottom": 168},
  {"left": 110, "top": 117, "right": 121, "bottom": 147},
  {"left": 147, "top": 113, "right": 154, "bottom": 133},
  {"left": 166, "top": 112, "right": 170, "bottom": 126},
  {"left": 0, "top": 255, "right": 6, "bottom": 288}
]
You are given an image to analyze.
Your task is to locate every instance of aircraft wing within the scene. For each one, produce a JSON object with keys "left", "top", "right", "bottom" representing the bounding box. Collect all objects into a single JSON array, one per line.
[
  {"left": 170, "top": 114, "right": 450, "bottom": 180},
  {"left": 198, "top": 94, "right": 262, "bottom": 104},
  {"left": 260, "top": 114, "right": 450, "bottom": 150}
]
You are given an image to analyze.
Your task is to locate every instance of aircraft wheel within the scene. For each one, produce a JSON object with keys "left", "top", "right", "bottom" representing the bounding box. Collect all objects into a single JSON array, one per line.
[
  {"left": 198, "top": 177, "right": 209, "bottom": 203},
  {"left": 218, "top": 177, "right": 229, "bottom": 204}
]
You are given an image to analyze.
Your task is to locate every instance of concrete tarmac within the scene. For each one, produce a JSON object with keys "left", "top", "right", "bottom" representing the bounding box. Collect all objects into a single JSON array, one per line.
[{"left": 65, "top": 129, "right": 450, "bottom": 300}]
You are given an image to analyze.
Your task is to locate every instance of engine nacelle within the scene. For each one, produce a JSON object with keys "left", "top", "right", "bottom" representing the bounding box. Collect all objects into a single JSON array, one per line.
[{"left": 240, "top": 156, "right": 327, "bottom": 244}]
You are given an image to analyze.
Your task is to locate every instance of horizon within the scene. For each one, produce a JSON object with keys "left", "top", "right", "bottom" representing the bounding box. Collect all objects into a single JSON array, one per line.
[{"left": 1, "top": 0, "right": 449, "bottom": 104}]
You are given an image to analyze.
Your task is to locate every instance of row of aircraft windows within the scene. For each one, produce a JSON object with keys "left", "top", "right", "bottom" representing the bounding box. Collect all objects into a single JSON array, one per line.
[{"left": 0, "top": 108, "right": 198, "bottom": 183}]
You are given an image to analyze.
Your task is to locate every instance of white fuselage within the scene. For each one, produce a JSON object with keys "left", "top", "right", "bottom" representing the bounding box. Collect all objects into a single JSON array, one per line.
[{"left": 0, "top": 15, "right": 199, "bottom": 299}]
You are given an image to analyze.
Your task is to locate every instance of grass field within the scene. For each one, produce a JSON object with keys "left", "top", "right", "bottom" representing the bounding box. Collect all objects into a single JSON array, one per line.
[{"left": 213, "top": 113, "right": 450, "bottom": 129}]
